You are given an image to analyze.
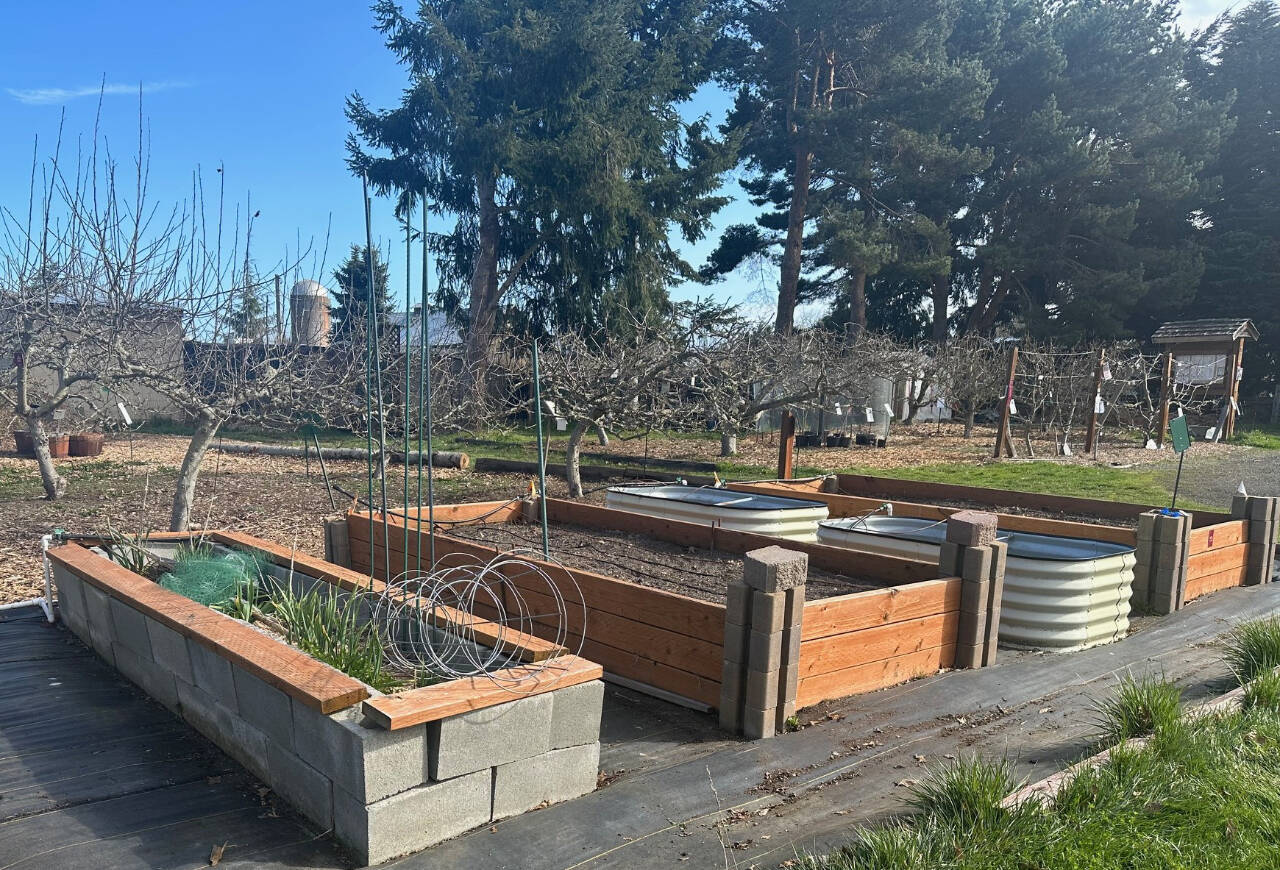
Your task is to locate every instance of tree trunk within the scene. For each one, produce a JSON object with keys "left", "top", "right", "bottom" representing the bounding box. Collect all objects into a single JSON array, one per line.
[
  {"left": 26, "top": 417, "right": 66, "bottom": 500},
  {"left": 848, "top": 271, "right": 867, "bottom": 335},
  {"left": 964, "top": 408, "right": 975, "bottom": 439},
  {"left": 594, "top": 423, "right": 609, "bottom": 447},
  {"left": 931, "top": 273, "right": 949, "bottom": 344},
  {"left": 776, "top": 143, "right": 812, "bottom": 336},
  {"left": 465, "top": 172, "right": 501, "bottom": 381},
  {"left": 170, "top": 414, "right": 221, "bottom": 531},
  {"left": 720, "top": 432, "right": 738, "bottom": 457},
  {"left": 565, "top": 420, "right": 589, "bottom": 499}
]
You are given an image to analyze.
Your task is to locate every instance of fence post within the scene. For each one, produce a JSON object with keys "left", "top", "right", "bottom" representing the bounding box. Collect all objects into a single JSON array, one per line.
[
  {"left": 1084, "top": 347, "right": 1106, "bottom": 455},
  {"left": 939, "top": 511, "right": 1005, "bottom": 668},
  {"left": 1156, "top": 352, "right": 1174, "bottom": 448},
  {"left": 777, "top": 411, "right": 796, "bottom": 480},
  {"left": 324, "top": 517, "right": 352, "bottom": 568},
  {"left": 1232, "top": 495, "right": 1279, "bottom": 586},
  {"left": 993, "top": 346, "right": 1018, "bottom": 459},
  {"left": 1134, "top": 510, "right": 1190, "bottom": 613},
  {"left": 720, "top": 547, "right": 806, "bottom": 739}
]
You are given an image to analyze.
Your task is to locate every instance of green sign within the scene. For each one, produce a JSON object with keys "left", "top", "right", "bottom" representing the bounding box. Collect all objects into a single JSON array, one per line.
[{"left": 1170, "top": 415, "right": 1192, "bottom": 454}]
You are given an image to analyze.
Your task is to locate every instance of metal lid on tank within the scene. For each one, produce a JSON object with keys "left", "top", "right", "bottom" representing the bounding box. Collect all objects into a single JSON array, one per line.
[
  {"left": 608, "top": 485, "right": 826, "bottom": 512},
  {"left": 291, "top": 279, "right": 329, "bottom": 297},
  {"left": 819, "top": 516, "right": 1135, "bottom": 561}
]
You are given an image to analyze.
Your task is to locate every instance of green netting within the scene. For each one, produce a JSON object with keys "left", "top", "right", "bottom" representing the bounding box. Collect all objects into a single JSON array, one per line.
[{"left": 158, "top": 551, "right": 264, "bottom": 609}]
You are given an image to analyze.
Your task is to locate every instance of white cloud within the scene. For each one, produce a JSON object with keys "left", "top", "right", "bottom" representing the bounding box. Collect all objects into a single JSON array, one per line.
[{"left": 6, "top": 80, "right": 188, "bottom": 106}]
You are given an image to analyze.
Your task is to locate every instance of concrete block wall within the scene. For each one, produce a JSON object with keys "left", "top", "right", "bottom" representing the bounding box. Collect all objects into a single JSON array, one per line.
[
  {"left": 1232, "top": 495, "right": 1279, "bottom": 587},
  {"left": 1133, "top": 510, "right": 1191, "bottom": 614},
  {"left": 939, "top": 511, "right": 1006, "bottom": 667},
  {"left": 50, "top": 558, "right": 604, "bottom": 866},
  {"left": 719, "top": 546, "right": 806, "bottom": 739}
]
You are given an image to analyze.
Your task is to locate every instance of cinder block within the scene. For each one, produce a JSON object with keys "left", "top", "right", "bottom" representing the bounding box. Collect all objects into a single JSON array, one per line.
[
  {"left": 745, "top": 667, "right": 779, "bottom": 710},
  {"left": 146, "top": 618, "right": 193, "bottom": 684},
  {"left": 108, "top": 598, "right": 153, "bottom": 659},
  {"left": 267, "top": 741, "right": 334, "bottom": 829},
  {"left": 549, "top": 679, "right": 604, "bottom": 750},
  {"left": 960, "top": 576, "right": 991, "bottom": 615},
  {"left": 723, "top": 621, "right": 750, "bottom": 664},
  {"left": 428, "top": 692, "right": 552, "bottom": 780},
  {"left": 957, "top": 606, "right": 988, "bottom": 651},
  {"left": 783, "top": 586, "right": 805, "bottom": 629},
  {"left": 821, "top": 475, "right": 839, "bottom": 493},
  {"left": 1148, "top": 591, "right": 1178, "bottom": 615},
  {"left": 748, "top": 629, "right": 783, "bottom": 673},
  {"left": 1250, "top": 520, "right": 1274, "bottom": 547},
  {"left": 938, "top": 541, "right": 962, "bottom": 575},
  {"left": 778, "top": 658, "right": 799, "bottom": 707},
  {"left": 742, "top": 706, "right": 776, "bottom": 739},
  {"left": 294, "top": 701, "right": 428, "bottom": 803},
  {"left": 492, "top": 742, "right": 599, "bottom": 820},
  {"left": 774, "top": 698, "right": 797, "bottom": 733},
  {"left": 742, "top": 547, "right": 808, "bottom": 592},
  {"left": 1153, "top": 540, "right": 1187, "bottom": 569},
  {"left": 1154, "top": 514, "right": 1188, "bottom": 544},
  {"left": 334, "top": 769, "right": 493, "bottom": 866},
  {"left": 81, "top": 584, "right": 116, "bottom": 665},
  {"left": 961, "top": 547, "right": 994, "bottom": 584},
  {"left": 725, "top": 581, "right": 752, "bottom": 627},
  {"left": 751, "top": 590, "right": 786, "bottom": 634},
  {"left": 720, "top": 659, "right": 745, "bottom": 705},
  {"left": 955, "top": 642, "right": 984, "bottom": 670},
  {"left": 1248, "top": 497, "right": 1276, "bottom": 521},
  {"left": 189, "top": 639, "right": 238, "bottom": 712},
  {"left": 176, "top": 681, "right": 270, "bottom": 781},
  {"left": 945, "top": 511, "right": 998, "bottom": 547},
  {"left": 52, "top": 565, "right": 87, "bottom": 624},
  {"left": 112, "top": 642, "right": 179, "bottom": 712},
  {"left": 233, "top": 667, "right": 295, "bottom": 752},
  {"left": 718, "top": 696, "right": 743, "bottom": 733},
  {"left": 1137, "top": 512, "right": 1158, "bottom": 542}
]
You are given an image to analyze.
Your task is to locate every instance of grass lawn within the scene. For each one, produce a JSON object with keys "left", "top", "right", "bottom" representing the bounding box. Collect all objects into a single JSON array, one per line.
[
  {"left": 1234, "top": 424, "right": 1280, "bottom": 450},
  {"left": 804, "top": 622, "right": 1280, "bottom": 870},
  {"left": 836, "top": 460, "right": 1216, "bottom": 511}
]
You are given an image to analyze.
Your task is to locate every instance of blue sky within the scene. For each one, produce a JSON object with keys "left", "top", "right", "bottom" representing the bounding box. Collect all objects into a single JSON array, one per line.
[{"left": 0, "top": 0, "right": 1237, "bottom": 321}]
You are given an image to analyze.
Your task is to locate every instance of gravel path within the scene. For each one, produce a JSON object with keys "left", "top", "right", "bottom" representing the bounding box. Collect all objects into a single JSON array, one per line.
[{"left": 1151, "top": 445, "right": 1280, "bottom": 508}]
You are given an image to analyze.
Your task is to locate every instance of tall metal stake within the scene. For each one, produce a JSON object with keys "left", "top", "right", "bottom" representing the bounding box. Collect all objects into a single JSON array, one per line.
[
  {"left": 402, "top": 209, "right": 412, "bottom": 580},
  {"left": 363, "top": 174, "right": 392, "bottom": 582},
  {"left": 421, "top": 190, "right": 435, "bottom": 569},
  {"left": 532, "top": 339, "right": 550, "bottom": 557},
  {"left": 361, "top": 175, "right": 377, "bottom": 583}
]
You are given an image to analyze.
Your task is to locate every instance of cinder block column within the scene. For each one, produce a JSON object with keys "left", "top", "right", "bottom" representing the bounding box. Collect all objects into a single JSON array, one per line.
[
  {"left": 941, "top": 511, "right": 1003, "bottom": 668},
  {"left": 1233, "top": 495, "right": 1279, "bottom": 586},
  {"left": 821, "top": 475, "right": 840, "bottom": 494},
  {"left": 720, "top": 546, "right": 806, "bottom": 739},
  {"left": 1135, "top": 510, "right": 1191, "bottom": 614},
  {"left": 324, "top": 518, "right": 351, "bottom": 568}
]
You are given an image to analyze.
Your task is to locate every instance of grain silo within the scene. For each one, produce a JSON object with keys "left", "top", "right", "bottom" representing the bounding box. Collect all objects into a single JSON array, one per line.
[{"left": 290, "top": 279, "right": 331, "bottom": 346}]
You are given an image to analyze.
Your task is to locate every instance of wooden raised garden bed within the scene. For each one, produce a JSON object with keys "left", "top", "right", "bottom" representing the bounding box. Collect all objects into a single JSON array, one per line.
[
  {"left": 47, "top": 529, "right": 604, "bottom": 866},
  {"left": 345, "top": 497, "right": 974, "bottom": 713}
]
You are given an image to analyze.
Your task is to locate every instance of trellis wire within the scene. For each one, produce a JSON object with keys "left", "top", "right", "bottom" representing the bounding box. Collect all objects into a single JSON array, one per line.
[{"left": 369, "top": 550, "right": 585, "bottom": 688}]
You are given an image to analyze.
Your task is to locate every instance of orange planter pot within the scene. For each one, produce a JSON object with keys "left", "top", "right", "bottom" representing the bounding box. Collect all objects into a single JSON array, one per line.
[
  {"left": 69, "top": 433, "right": 105, "bottom": 457},
  {"left": 47, "top": 435, "right": 70, "bottom": 458}
]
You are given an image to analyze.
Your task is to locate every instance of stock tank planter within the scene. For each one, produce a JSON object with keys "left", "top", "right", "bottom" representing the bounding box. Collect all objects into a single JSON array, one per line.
[
  {"left": 46, "top": 530, "right": 603, "bottom": 866},
  {"left": 605, "top": 484, "right": 829, "bottom": 541},
  {"left": 69, "top": 432, "right": 105, "bottom": 456},
  {"left": 818, "top": 517, "right": 1137, "bottom": 651}
]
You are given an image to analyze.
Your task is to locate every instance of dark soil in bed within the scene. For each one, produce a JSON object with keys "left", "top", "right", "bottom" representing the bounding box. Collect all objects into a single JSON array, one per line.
[
  {"left": 901, "top": 496, "right": 1138, "bottom": 528},
  {"left": 441, "top": 520, "right": 885, "bottom": 603}
]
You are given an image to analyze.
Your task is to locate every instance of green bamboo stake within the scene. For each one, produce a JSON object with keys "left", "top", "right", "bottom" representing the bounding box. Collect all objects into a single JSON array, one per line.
[
  {"left": 402, "top": 208, "right": 411, "bottom": 580},
  {"left": 420, "top": 190, "right": 435, "bottom": 569},
  {"left": 361, "top": 175, "right": 376, "bottom": 584},
  {"left": 532, "top": 339, "right": 549, "bottom": 557}
]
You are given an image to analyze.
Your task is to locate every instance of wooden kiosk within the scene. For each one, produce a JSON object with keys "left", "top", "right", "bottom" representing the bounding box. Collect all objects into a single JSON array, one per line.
[{"left": 1152, "top": 318, "right": 1258, "bottom": 443}]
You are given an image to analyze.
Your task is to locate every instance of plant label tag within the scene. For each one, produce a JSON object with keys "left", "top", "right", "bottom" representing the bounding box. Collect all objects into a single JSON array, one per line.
[
  {"left": 554, "top": 417, "right": 567, "bottom": 431},
  {"left": 865, "top": 407, "right": 874, "bottom": 423},
  {"left": 1095, "top": 394, "right": 1106, "bottom": 414},
  {"left": 833, "top": 402, "right": 842, "bottom": 415},
  {"left": 1170, "top": 415, "right": 1192, "bottom": 453},
  {"left": 1102, "top": 363, "right": 1113, "bottom": 381},
  {"left": 1008, "top": 398, "right": 1018, "bottom": 415},
  {"left": 882, "top": 403, "right": 895, "bottom": 420},
  {"left": 117, "top": 402, "right": 133, "bottom": 426}
]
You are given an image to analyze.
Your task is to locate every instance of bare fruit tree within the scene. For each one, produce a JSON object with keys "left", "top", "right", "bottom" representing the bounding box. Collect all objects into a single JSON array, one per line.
[
  {"left": 0, "top": 136, "right": 144, "bottom": 498},
  {"left": 536, "top": 306, "right": 724, "bottom": 497},
  {"left": 695, "top": 321, "right": 844, "bottom": 456},
  {"left": 933, "top": 335, "right": 1005, "bottom": 438}
]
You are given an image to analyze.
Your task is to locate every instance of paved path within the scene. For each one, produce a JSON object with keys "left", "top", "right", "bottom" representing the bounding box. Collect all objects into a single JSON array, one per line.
[{"left": 2, "top": 582, "right": 1279, "bottom": 870}]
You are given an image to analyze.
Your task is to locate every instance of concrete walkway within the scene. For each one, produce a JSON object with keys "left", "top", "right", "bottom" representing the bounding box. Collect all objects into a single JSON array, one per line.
[{"left": 2, "top": 581, "right": 1278, "bottom": 870}]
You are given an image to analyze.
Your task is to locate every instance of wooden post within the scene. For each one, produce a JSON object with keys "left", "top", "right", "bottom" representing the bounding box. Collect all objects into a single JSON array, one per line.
[
  {"left": 1084, "top": 347, "right": 1106, "bottom": 455},
  {"left": 1156, "top": 351, "right": 1173, "bottom": 448},
  {"left": 777, "top": 411, "right": 796, "bottom": 480},
  {"left": 1226, "top": 337, "right": 1245, "bottom": 439},
  {"left": 993, "top": 345, "right": 1018, "bottom": 459}
]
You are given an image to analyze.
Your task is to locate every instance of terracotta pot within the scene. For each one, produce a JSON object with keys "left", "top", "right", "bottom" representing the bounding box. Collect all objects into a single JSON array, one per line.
[
  {"left": 47, "top": 435, "right": 70, "bottom": 458},
  {"left": 69, "top": 432, "right": 105, "bottom": 457},
  {"left": 12, "top": 431, "right": 34, "bottom": 457}
]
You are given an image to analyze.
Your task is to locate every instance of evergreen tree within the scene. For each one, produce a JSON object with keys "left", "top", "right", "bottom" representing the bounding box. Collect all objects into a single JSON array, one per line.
[
  {"left": 330, "top": 244, "right": 391, "bottom": 342},
  {"left": 1187, "top": 1, "right": 1280, "bottom": 390},
  {"left": 228, "top": 271, "right": 270, "bottom": 342},
  {"left": 346, "top": 0, "right": 733, "bottom": 366}
]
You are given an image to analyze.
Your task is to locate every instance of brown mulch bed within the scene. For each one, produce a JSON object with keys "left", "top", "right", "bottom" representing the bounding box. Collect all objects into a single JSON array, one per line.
[{"left": 440, "top": 519, "right": 884, "bottom": 603}]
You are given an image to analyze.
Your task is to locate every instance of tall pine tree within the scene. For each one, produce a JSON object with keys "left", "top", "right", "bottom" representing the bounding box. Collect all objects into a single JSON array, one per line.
[{"left": 330, "top": 244, "right": 391, "bottom": 343}]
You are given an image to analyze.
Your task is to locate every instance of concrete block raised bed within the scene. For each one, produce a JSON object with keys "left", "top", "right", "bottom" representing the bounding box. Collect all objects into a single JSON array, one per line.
[{"left": 47, "top": 531, "right": 604, "bottom": 866}]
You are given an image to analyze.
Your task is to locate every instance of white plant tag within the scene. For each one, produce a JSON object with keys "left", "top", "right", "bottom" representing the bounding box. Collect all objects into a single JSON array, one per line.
[
  {"left": 555, "top": 417, "right": 568, "bottom": 431},
  {"left": 883, "top": 403, "right": 895, "bottom": 420},
  {"left": 117, "top": 402, "right": 133, "bottom": 426},
  {"left": 1008, "top": 399, "right": 1018, "bottom": 416},
  {"left": 1095, "top": 394, "right": 1106, "bottom": 414},
  {"left": 865, "top": 407, "right": 874, "bottom": 423}
]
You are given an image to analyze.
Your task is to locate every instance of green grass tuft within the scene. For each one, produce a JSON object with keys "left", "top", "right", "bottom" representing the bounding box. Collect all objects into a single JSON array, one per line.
[
  {"left": 1233, "top": 425, "right": 1280, "bottom": 450},
  {"left": 1092, "top": 675, "right": 1182, "bottom": 746},
  {"left": 1224, "top": 617, "right": 1280, "bottom": 685},
  {"left": 1242, "top": 669, "right": 1280, "bottom": 714},
  {"left": 905, "top": 756, "right": 1013, "bottom": 832}
]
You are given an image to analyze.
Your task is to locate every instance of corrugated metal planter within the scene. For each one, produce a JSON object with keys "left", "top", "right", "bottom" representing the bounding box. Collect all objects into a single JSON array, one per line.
[
  {"left": 817, "top": 517, "right": 1137, "bottom": 651},
  {"left": 605, "top": 485, "right": 829, "bottom": 541}
]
